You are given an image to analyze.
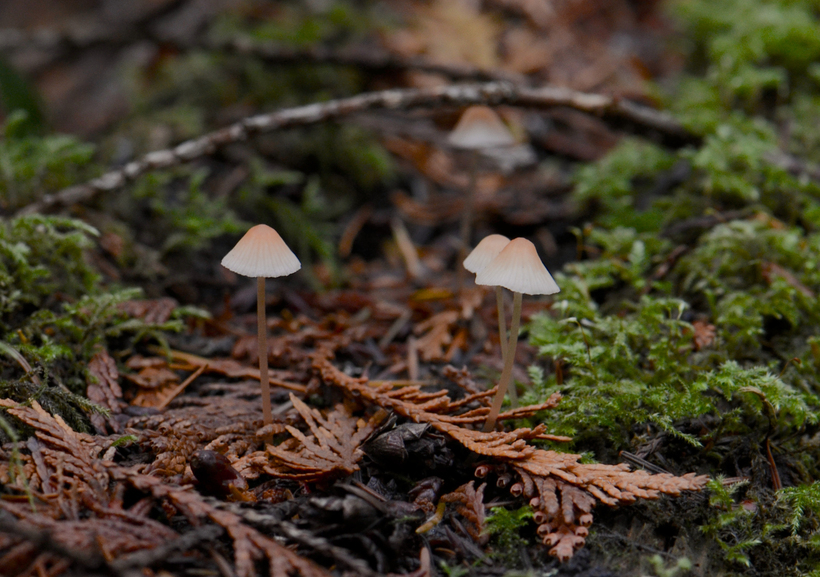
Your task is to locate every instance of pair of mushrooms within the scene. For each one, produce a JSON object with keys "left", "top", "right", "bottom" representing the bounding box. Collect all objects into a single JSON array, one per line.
[
  {"left": 221, "top": 226, "right": 560, "bottom": 433},
  {"left": 464, "top": 235, "right": 560, "bottom": 431}
]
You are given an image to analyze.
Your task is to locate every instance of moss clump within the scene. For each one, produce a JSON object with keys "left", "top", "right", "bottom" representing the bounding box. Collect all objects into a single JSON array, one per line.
[
  {"left": 0, "top": 215, "right": 186, "bottom": 436},
  {"left": 0, "top": 111, "right": 95, "bottom": 212}
]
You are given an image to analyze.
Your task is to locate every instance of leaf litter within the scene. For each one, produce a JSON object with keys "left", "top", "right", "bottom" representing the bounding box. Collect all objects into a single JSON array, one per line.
[
  {"left": 0, "top": 1, "right": 712, "bottom": 575},
  {"left": 0, "top": 276, "right": 707, "bottom": 575}
]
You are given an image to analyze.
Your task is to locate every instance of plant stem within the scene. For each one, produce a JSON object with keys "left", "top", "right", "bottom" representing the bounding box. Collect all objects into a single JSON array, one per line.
[
  {"left": 257, "top": 277, "right": 272, "bottom": 427},
  {"left": 484, "top": 291, "right": 522, "bottom": 431},
  {"left": 496, "top": 286, "right": 518, "bottom": 408}
]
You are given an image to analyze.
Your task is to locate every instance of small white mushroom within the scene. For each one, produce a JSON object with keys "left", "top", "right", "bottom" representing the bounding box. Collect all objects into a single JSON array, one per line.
[
  {"left": 448, "top": 106, "right": 516, "bottom": 289},
  {"left": 222, "top": 224, "right": 301, "bottom": 428},
  {"left": 475, "top": 238, "right": 559, "bottom": 431},
  {"left": 464, "top": 234, "right": 512, "bottom": 363}
]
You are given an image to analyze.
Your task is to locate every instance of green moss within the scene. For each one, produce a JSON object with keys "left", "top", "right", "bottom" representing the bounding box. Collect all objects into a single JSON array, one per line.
[
  {"left": 483, "top": 505, "right": 534, "bottom": 564},
  {"left": 0, "top": 112, "right": 95, "bottom": 211}
]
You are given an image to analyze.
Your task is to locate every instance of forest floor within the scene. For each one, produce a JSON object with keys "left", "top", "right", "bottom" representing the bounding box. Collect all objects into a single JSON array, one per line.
[{"left": 2, "top": 1, "right": 820, "bottom": 576}]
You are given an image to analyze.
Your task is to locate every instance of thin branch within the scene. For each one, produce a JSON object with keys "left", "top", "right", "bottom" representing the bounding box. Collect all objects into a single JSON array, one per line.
[{"left": 17, "top": 82, "right": 698, "bottom": 216}]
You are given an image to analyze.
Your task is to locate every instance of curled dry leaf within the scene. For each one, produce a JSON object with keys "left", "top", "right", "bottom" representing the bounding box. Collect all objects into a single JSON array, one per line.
[{"left": 691, "top": 319, "right": 716, "bottom": 351}]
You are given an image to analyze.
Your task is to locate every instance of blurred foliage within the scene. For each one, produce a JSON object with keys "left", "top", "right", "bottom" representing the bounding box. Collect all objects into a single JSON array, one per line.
[
  {"left": 103, "top": 1, "right": 395, "bottom": 288},
  {"left": 0, "top": 111, "right": 95, "bottom": 211},
  {"left": 0, "top": 60, "right": 44, "bottom": 135}
]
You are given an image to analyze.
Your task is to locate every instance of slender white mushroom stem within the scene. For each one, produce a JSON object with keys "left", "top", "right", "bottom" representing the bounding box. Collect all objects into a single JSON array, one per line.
[
  {"left": 257, "top": 277, "right": 273, "bottom": 427},
  {"left": 495, "top": 286, "right": 507, "bottom": 361},
  {"left": 495, "top": 286, "right": 517, "bottom": 408},
  {"left": 484, "top": 291, "right": 522, "bottom": 432}
]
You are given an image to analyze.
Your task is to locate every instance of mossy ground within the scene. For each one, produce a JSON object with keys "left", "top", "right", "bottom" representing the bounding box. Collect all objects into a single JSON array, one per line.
[{"left": 3, "top": 0, "right": 820, "bottom": 575}]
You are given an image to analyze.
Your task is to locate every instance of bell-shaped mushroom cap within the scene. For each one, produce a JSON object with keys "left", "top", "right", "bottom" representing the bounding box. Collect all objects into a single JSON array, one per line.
[
  {"left": 221, "top": 224, "right": 301, "bottom": 278},
  {"left": 464, "top": 234, "right": 511, "bottom": 274},
  {"left": 475, "top": 238, "right": 560, "bottom": 295},
  {"left": 448, "top": 106, "right": 517, "bottom": 150}
]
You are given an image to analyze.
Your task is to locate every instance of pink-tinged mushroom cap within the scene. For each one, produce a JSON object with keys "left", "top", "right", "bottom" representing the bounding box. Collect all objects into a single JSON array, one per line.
[
  {"left": 475, "top": 238, "right": 560, "bottom": 295},
  {"left": 448, "top": 106, "right": 517, "bottom": 150},
  {"left": 463, "top": 234, "right": 511, "bottom": 274},
  {"left": 221, "top": 224, "right": 301, "bottom": 278}
]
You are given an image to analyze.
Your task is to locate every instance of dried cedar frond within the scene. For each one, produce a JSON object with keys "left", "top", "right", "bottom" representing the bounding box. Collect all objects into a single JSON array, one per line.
[
  {"left": 233, "top": 395, "right": 384, "bottom": 482},
  {"left": 128, "top": 402, "right": 272, "bottom": 476},
  {"left": 313, "top": 351, "right": 708, "bottom": 561},
  {"left": 0, "top": 398, "right": 331, "bottom": 577},
  {"left": 122, "top": 473, "right": 332, "bottom": 577},
  {"left": 441, "top": 481, "right": 487, "bottom": 543},
  {"left": 0, "top": 498, "right": 180, "bottom": 564},
  {"left": 0, "top": 399, "right": 108, "bottom": 494}
]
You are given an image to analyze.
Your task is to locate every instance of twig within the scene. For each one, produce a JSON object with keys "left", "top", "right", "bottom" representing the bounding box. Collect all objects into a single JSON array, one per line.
[
  {"left": 158, "top": 348, "right": 306, "bottom": 393},
  {"left": 155, "top": 363, "right": 208, "bottom": 410},
  {"left": 17, "top": 82, "right": 699, "bottom": 216}
]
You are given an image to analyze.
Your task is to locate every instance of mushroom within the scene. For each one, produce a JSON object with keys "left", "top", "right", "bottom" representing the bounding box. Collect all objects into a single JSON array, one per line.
[
  {"left": 221, "top": 224, "right": 301, "bottom": 427},
  {"left": 448, "top": 106, "right": 516, "bottom": 288},
  {"left": 463, "top": 233, "right": 511, "bottom": 363},
  {"left": 475, "top": 237, "right": 559, "bottom": 431}
]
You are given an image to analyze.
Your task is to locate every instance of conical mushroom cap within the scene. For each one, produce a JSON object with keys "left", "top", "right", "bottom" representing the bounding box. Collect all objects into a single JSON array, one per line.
[
  {"left": 475, "top": 238, "right": 560, "bottom": 295},
  {"left": 448, "top": 106, "right": 517, "bottom": 150},
  {"left": 463, "top": 234, "right": 511, "bottom": 273},
  {"left": 221, "top": 224, "right": 301, "bottom": 278}
]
